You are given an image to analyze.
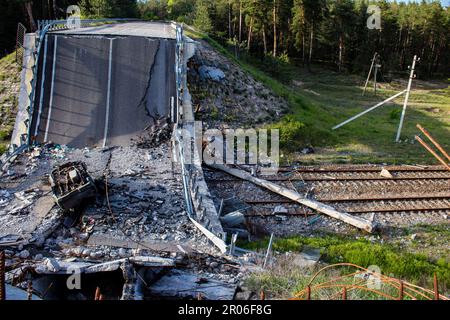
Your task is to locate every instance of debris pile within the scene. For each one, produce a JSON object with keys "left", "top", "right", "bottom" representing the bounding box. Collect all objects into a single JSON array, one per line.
[
  {"left": 0, "top": 142, "right": 259, "bottom": 300},
  {"left": 132, "top": 118, "right": 173, "bottom": 149},
  {"left": 188, "top": 40, "right": 288, "bottom": 127}
]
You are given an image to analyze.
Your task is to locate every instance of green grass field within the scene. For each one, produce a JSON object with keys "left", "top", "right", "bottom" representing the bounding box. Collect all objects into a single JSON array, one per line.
[
  {"left": 0, "top": 52, "right": 21, "bottom": 154},
  {"left": 286, "top": 68, "right": 450, "bottom": 164},
  {"left": 187, "top": 29, "right": 449, "bottom": 165}
]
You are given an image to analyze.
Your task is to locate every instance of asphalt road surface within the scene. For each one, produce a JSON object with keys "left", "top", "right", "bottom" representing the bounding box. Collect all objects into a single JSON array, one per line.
[{"left": 31, "top": 25, "right": 176, "bottom": 148}]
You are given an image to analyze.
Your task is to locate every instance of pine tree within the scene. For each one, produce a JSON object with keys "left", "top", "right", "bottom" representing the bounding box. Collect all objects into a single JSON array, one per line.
[{"left": 193, "top": 0, "right": 213, "bottom": 33}]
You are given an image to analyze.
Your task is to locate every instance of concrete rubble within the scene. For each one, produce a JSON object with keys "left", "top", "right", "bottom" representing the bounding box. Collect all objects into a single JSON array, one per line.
[
  {"left": 0, "top": 142, "right": 264, "bottom": 300},
  {"left": 188, "top": 40, "right": 289, "bottom": 127}
]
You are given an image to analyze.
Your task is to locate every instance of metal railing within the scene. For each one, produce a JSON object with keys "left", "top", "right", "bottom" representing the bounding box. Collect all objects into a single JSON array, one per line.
[
  {"left": 15, "top": 23, "right": 27, "bottom": 66},
  {"left": 173, "top": 25, "right": 227, "bottom": 253}
]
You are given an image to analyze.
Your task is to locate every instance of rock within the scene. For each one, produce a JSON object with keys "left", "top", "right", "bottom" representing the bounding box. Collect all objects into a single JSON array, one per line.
[
  {"left": 273, "top": 205, "right": 288, "bottom": 215},
  {"left": 410, "top": 234, "right": 418, "bottom": 241},
  {"left": 82, "top": 249, "right": 91, "bottom": 257},
  {"left": 275, "top": 215, "right": 287, "bottom": 222},
  {"left": 45, "top": 258, "right": 61, "bottom": 272},
  {"left": 199, "top": 65, "right": 226, "bottom": 82},
  {"left": 210, "top": 262, "right": 219, "bottom": 269},
  {"left": 34, "top": 254, "right": 44, "bottom": 260},
  {"left": 72, "top": 247, "right": 84, "bottom": 256},
  {"left": 93, "top": 251, "right": 105, "bottom": 259},
  {"left": 235, "top": 288, "right": 256, "bottom": 300},
  {"left": 380, "top": 168, "right": 394, "bottom": 179},
  {"left": 18, "top": 250, "right": 30, "bottom": 259},
  {"left": 291, "top": 247, "right": 322, "bottom": 268},
  {"left": 31, "top": 148, "right": 41, "bottom": 158},
  {"left": 301, "top": 147, "right": 315, "bottom": 155},
  {"left": 118, "top": 248, "right": 127, "bottom": 258}
]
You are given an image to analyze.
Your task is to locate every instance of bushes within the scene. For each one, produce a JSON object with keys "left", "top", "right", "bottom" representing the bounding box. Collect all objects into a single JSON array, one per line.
[
  {"left": 241, "top": 235, "right": 450, "bottom": 289},
  {"left": 268, "top": 115, "right": 335, "bottom": 152},
  {"left": 268, "top": 116, "right": 307, "bottom": 152}
]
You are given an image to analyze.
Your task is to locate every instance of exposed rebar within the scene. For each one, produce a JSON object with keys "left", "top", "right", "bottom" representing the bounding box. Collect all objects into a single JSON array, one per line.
[
  {"left": 27, "top": 281, "right": 33, "bottom": 300},
  {"left": 434, "top": 274, "right": 439, "bottom": 301}
]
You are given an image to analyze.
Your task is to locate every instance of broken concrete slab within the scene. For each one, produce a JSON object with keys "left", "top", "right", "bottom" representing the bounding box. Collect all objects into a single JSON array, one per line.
[
  {"left": 0, "top": 235, "right": 24, "bottom": 247},
  {"left": 149, "top": 270, "right": 237, "bottom": 300},
  {"left": 220, "top": 211, "right": 245, "bottom": 228},
  {"left": 291, "top": 247, "right": 322, "bottom": 268},
  {"left": 87, "top": 234, "right": 194, "bottom": 254},
  {"left": 5, "top": 284, "right": 42, "bottom": 300}
]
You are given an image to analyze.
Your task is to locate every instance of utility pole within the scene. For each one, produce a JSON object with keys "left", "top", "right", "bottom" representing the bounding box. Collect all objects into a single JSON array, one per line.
[
  {"left": 374, "top": 62, "right": 378, "bottom": 96},
  {"left": 363, "top": 53, "right": 377, "bottom": 96},
  {"left": 396, "top": 55, "right": 419, "bottom": 142},
  {"left": 373, "top": 55, "right": 381, "bottom": 96}
]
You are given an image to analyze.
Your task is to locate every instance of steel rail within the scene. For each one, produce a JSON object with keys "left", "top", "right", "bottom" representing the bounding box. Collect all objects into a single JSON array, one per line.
[
  {"left": 206, "top": 176, "right": 450, "bottom": 182},
  {"left": 280, "top": 167, "right": 448, "bottom": 173},
  {"left": 244, "top": 194, "right": 450, "bottom": 204},
  {"left": 244, "top": 206, "right": 450, "bottom": 217}
]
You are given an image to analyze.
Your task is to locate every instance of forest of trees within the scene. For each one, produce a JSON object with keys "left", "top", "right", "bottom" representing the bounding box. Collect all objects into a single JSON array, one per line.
[{"left": 1, "top": 0, "right": 449, "bottom": 78}]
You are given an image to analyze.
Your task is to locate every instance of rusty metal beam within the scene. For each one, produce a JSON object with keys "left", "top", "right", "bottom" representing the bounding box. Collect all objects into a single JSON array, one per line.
[{"left": 434, "top": 274, "right": 439, "bottom": 301}]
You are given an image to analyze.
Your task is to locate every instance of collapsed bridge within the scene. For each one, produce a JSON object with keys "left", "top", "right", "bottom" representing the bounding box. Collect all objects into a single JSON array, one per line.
[
  {"left": 5, "top": 20, "right": 228, "bottom": 254},
  {"left": 28, "top": 22, "right": 177, "bottom": 148}
]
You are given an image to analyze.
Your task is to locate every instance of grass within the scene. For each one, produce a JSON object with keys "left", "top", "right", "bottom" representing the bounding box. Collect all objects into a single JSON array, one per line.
[
  {"left": 186, "top": 28, "right": 450, "bottom": 164},
  {"left": 0, "top": 52, "right": 21, "bottom": 154},
  {"left": 240, "top": 229, "right": 450, "bottom": 296},
  {"left": 243, "top": 255, "right": 428, "bottom": 300}
]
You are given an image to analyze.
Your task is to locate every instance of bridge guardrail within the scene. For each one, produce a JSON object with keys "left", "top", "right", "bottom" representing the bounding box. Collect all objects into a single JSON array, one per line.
[{"left": 173, "top": 25, "right": 228, "bottom": 254}]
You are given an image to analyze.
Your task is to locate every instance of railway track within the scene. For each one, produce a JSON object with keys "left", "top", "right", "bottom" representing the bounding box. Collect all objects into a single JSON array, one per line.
[{"left": 204, "top": 165, "right": 450, "bottom": 218}]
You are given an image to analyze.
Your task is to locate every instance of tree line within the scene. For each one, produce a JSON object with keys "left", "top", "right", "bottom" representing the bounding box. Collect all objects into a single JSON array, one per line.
[
  {"left": 139, "top": 0, "right": 449, "bottom": 78},
  {"left": 1, "top": 0, "right": 449, "bottom": 78}
]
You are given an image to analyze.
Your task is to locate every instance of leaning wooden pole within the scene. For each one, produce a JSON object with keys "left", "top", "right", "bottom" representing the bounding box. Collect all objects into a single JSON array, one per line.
[
  {"left": 209, "top": 165, "right": 374, "bottom": 233},
  {"left": 417, "top": 124, "right": 450, "bottom": 162},
  {"left": 415, "top": 136, "right": 450, "bottom": 171}
]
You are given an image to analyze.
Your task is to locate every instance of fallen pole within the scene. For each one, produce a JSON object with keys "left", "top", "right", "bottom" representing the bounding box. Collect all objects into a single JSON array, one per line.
[
  {"left": 209, "top": 164, "right": 375, "bottom": 233},
  {"left": 415, "top": 136, "right": 450, "bottom": 171},
  {"left": 417, "top": 124, "right": 450, "bottom": 162},
  {"left": 333, "top": 90, "right": 406, "bottom": 130}
]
